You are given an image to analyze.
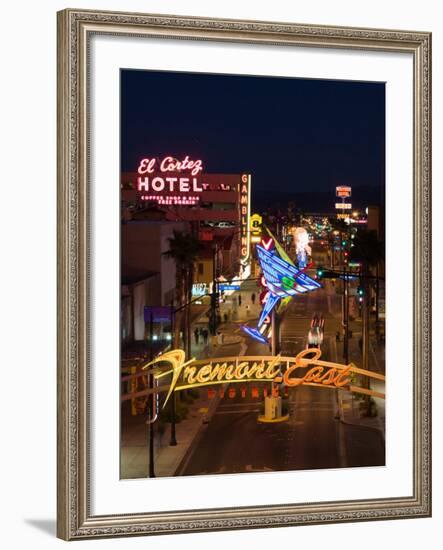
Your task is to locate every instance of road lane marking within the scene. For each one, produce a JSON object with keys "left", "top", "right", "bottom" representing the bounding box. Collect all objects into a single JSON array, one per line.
[{"left": 214, "top": 409, "right": 261, "bottom": 415}]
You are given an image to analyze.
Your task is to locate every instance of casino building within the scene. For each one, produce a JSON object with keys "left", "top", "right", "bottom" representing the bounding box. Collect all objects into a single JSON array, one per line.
[
  {"left": 121, "top": 158, "right": 251, "bottom": 276},
  {"left": 121, "top": 157, "right": 252, "bottom": 343}
]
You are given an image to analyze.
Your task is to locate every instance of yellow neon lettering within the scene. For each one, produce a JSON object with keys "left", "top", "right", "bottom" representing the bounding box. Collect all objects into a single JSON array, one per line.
[
  {"left": 184, "top": 366, "right": 197, "bottom": 384},
  {"left": 196, "top": 364, "right": 212, "bottom": 383},
  {"left": 140, "top": 348, "right": 384, "bottom": 407}
]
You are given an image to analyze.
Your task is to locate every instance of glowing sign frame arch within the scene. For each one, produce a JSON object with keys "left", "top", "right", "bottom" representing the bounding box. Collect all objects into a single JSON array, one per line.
[{"left": 141, "top": 347, "right": 386, "bottom": 408}]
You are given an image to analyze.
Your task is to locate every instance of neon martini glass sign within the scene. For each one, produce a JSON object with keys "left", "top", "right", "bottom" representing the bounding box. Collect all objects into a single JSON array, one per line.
[{"left": 241, "top": 234, "right": 322, "bottom": 343}]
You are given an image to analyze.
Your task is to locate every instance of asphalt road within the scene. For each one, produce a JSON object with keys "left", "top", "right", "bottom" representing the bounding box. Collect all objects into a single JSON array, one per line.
[{"left": 180, "top": 378, "right": 384, "bottom": 476}]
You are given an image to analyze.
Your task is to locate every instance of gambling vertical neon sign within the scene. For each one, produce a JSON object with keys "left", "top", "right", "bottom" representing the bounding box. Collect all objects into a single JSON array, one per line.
[{"left": 240, "top": 174, "right": 251, "bottom": 265}]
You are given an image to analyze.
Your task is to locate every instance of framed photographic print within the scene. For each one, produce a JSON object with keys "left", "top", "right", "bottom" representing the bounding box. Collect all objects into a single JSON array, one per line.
[{"left": 57, "top": 8, "right": 431, "bottom": 540}]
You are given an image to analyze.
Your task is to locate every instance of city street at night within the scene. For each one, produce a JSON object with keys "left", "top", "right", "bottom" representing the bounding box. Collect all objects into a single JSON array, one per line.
[{"left": 120, "top": 69, "right": 386, "bottom": 480}]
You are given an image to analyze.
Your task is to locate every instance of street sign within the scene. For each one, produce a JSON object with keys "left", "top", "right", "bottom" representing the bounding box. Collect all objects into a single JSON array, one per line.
[
  {"left": 335, "top": 202, "right": 352, "bottom": 209},
  {"left": 219, "top": 284, "right": 240, "bottom": 291},
  {"left": 336, "top": 186, "right": 352, "bottom": 198},
  {"left": 144, "top": 306, "right": 172, "bottom": 323}
]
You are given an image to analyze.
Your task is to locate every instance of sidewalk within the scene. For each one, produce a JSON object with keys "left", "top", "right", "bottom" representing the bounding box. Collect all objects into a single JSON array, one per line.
[
  {"left": 332, "top": 335, "right": 385, "bottom": 439},
  {"left": 338, "top": 390, "right": 385, "bottom": 440},
  {"left": 121, "top": 334, "right": 247, "bottom": 479}
]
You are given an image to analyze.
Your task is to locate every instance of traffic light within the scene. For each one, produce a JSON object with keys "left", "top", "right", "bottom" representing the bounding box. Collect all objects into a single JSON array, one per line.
[
  {"left": 357, "top": 286, "right": 364, "bottom": 296},
  {"left": 342, "top": 240, "right": 347, "bottom": 247},
  {"left": 317, "top": 266, "right": 324, "bottom": 278}
]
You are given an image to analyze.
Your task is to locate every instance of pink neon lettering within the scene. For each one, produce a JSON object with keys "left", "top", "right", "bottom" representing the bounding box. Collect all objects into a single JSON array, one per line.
[
  {"left": 160, "top": 156, "right": 176, "bottom": 172},
  {"left": 137, "top": 158, "right": 156, "bottom": 174},
  {"left": 151, "top": 177, "right": 164, "bottom": 191},
  {"left": 137, "top": 177, "right": 149, "bottom": 191},
  {"left": 159, "top": 156, "right": 203, "bottom": 176},
  {"left": 193, "top": 178, "right": 203, "bottom": 192},
  {"left": 165, "top": 177, "right": 177, "bottom": 191},
  {"left": 179, "top": 178, "right": 190, "bottom": 192}
]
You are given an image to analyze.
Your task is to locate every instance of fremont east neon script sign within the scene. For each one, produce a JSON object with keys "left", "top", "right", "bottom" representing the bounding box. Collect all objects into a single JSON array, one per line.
[{"left": 142, "top": 348, "right": 385, "bottom": 407}]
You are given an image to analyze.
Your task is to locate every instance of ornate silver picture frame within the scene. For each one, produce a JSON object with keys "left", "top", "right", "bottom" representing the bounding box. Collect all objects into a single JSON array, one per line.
[{"left": 57, "top": 8, "right": 431, "bottom": 540}]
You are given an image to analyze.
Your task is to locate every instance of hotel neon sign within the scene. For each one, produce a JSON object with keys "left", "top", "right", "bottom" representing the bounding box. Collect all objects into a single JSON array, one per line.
[
  {"left": 136, "top": 155, "right": 205, "bottom": 203},
  {"left": 141, "top": 348, "right": 385, "bottom": 409}
]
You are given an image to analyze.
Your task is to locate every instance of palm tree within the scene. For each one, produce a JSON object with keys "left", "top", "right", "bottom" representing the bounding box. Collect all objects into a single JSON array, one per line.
[
  {"left": 163, "top": 230, "right": 203, "bottom": 356},
  {"left": 350, "top": 228, "right": 384, "bottom": 270},
  {"left": 350, "top": 228, "right": 384, "bottom": 331},
  {"left": 329, "top": 217, "right": 349, "bottom": 266},
  {"left": 350, "top": 228, "right": 384, "bottom": 398}
]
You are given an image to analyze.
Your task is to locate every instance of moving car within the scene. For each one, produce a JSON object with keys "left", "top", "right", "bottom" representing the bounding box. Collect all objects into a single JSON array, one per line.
[{"left": 307, "top": 314, "right": 325, "bottom": 348}]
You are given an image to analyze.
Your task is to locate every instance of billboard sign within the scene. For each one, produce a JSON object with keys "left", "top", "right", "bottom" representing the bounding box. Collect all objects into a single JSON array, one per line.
[
  {"left": 250, "top": 213, "right": 263, "bottom": 235},
  {"left": 335, "top": 202, "right": 352, "bottom": 210},
  {"left": 336, "top": 186, "right": 352, "bottom": 198},
  {"left": 144, "top": 306, "right": 172, "bottom": 323}
]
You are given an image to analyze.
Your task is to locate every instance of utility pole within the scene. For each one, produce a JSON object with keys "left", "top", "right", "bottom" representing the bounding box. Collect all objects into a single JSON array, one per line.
[
  {"left": 271, "top": 308, "right": 280, "bottom": 356},
  {"left": 271, "top": 308, "right": 276, "bottom": 356},
  {"left": 362, "top": 270, "right": 370, "bottom": 383},
  {"left": 169, "top": 300, "right": 177, "bottom": 446},
  {"left": 343, "top": 269, "right": 349, "bottom": 364},
  {"left": 375, "top": 264, "right": 380, "bottom": 340},
  {"left": 185, "top": 269, "right": 191, "bottom": 360},
  {"left": 210, "top": 243, "right": 218, "bottom": 336},
  {"left": 148, "top": 311, "right": 155, "bottom": 477}
]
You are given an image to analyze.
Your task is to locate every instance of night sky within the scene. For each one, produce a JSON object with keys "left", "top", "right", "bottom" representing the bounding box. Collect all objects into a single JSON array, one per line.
[{"left": 121, "top": 69, "right": 385, "bottom": 211}]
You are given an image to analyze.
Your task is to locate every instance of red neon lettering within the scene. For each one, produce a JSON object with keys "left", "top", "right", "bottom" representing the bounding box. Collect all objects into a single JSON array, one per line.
[
  {"left": 241, "top": 174, "right": 248, "bottom": 183},
  {"left": 241, "top": 184, "right": 248, "bottom": 194}
]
